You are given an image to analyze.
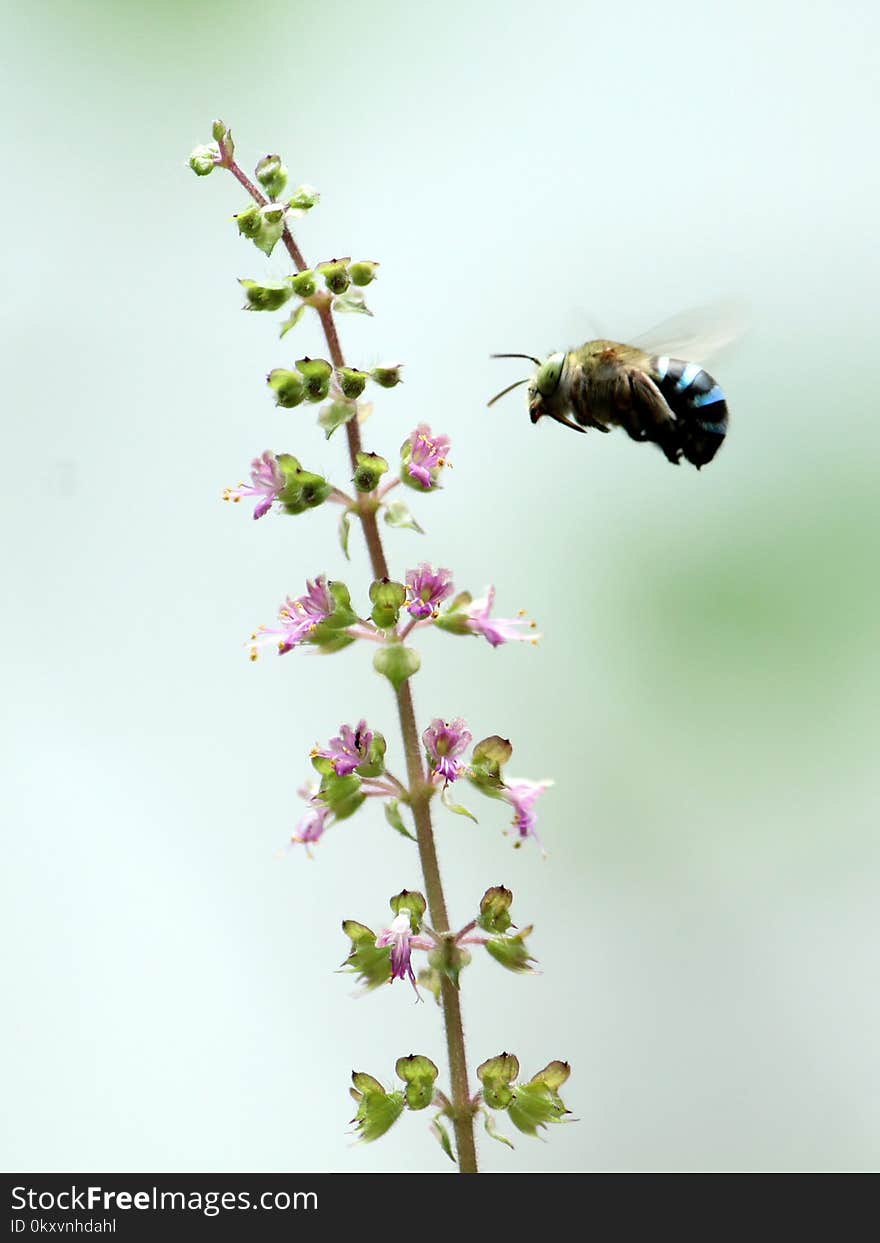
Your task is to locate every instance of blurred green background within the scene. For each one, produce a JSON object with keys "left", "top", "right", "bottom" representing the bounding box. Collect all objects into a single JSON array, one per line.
[{"left": 2, "top": 0, "right": 878, "bottom": 1172}]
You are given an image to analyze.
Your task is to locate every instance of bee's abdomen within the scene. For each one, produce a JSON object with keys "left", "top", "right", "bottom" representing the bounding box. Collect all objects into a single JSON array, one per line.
[{"left": 652, "top": 356, "right": 728, "bottom": 468}]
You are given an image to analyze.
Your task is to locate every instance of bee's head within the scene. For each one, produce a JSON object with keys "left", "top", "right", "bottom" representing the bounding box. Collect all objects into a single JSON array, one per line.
[
  {"left": 488, "top": 350, "right": 564, "bottom": 422},
  {"left": 528, "top": 352, "right": 565, "bottom": 423}
]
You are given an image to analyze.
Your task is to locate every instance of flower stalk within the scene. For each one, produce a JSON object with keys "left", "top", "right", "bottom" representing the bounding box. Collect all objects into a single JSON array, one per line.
[
  {"left": 191, "top": 122, "right": 570, "bottom": 1172},
  {"left": 223, "top": 147, "right": 479, "bottom": 1172}
]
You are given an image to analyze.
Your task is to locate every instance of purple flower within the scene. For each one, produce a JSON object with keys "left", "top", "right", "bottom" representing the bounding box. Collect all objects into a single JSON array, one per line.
[
  {"left": 290, "top": 799, "right": 332, "bottom": 852},
  {"left": 423, "top": 717, "right": 472, "bottom": 784},
  {"left": 405, "top": 423, "right": 450, "bottom": 489},
  {"left": 249, "top": 574, "right": 333, "bottom": 659},
  {"left": 502, "top": 778, "right": 553, "bottom": 851},
  {"left": 406, "top": 563, "right": 454, "bottom": 619},
  {"left": 316, "top": 720, "right": 373, "bottom": 776},
  {"left": 375, "top": 910, "right": 432, "bottom": 994},
  {"left": 223, "top": 450, "right": 285, "bottom": 520},
  {"left": 464, "top": 587, "right": 538, "bottom": 648}
]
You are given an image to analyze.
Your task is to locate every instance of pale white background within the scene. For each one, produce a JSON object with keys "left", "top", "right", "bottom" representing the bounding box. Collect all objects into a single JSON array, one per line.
[{"left": 2, "top": 0, "right": 878, "bottom": 1171}]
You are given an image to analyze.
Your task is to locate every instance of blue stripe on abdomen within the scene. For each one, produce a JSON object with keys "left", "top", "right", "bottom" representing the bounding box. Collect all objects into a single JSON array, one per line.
[
  {"left": 692, "top": 383, "right": 725, "bottom": 407},
  {"left": 675, "top": 361, "right": 702, "bottom": 392}
]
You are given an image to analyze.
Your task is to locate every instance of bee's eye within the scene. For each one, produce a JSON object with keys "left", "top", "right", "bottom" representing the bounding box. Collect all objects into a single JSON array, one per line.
[{"left": 536, "top": 353, "right": 564, "bottom": 396}]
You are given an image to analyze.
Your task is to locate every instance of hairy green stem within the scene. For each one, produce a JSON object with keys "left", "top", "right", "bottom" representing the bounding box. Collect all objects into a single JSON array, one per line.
[{"left": 227, "top": 160, "right": 478, "bottom": 1171}]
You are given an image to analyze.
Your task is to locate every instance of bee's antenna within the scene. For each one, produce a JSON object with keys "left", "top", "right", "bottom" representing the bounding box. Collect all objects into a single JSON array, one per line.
[
  {"left": 487, "top": 377, "right": 529, "bottom": 408},
  {"left": 490, "top": 352, "right": 541, "bottom": 365}
]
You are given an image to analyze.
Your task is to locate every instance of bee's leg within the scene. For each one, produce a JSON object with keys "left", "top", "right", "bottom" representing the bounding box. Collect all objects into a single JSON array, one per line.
[
  {"left": 547, "top": 408, "right": 588, "bottom": 434},
  {"left": 628, "top": 371, "right": 682, "bottom": 464}
]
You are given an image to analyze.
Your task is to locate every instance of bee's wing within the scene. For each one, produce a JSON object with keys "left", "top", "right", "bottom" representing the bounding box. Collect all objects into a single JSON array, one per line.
[{"left": 630, "top": 299, "right": 747, "bottom": 364}]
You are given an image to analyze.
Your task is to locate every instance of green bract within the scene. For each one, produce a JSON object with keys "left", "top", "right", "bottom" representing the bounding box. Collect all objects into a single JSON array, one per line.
[
  {"left": 383, "top": 501, "right": 424, "bottom": 534},
  {"left": 508, "top": 1075, "right": 569, "bottom": 1136},
  {"left": 332, "top": 289, "right": 372, "bottom": 316},
  {"left": 485, "top": 927, "right": 536, "bottom": 974},
  {"left": 373, "top": 643, "right": 420, "bottom": 691},
  {"left": 428, "top": 939, "right": 471, "bottom": 989},
  {"left": 340, "top": 920, "right": 392, "bottom": 991},
  {"left": 350, "top": 1074, "right": 405, "bottom": 1143}
]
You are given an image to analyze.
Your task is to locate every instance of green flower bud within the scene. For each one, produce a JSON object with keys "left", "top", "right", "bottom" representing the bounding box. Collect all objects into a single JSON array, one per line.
[
  {"left": 529, "top": 1060, "right": 571, "bottom": 1092},
  {"left": 477, "top": 1053, "right": 520, "bottom": 1111},
  {"left": 189, "top": 143, "right": 219, "bottom": 176},
  {"left": 434, "top": 591, "right": 472, "bottom": 635},
  {"left": 279, "top": 469, "right": 331, "bottom": 514},
  {"left": 289, "top": 269, "right": 318, "bottom": 298},
  {"left": 319, "top": 771, "right": 364, "bottom": 821},
  {"left": 354, "top": 451, "right": 389, "bottom": 494},
  {"left": 336, "top": 367, "right": 370, "bottom": 400},
  {"left": 369, "top": 578, "right": 407, "bottom": 629},
  {"left": 239, "top": 279, "right": 293, "bottom": 312},
  {"left": 255, "top": 153, "right": 288, "bottom": 199},
  {"left": 370, "top": 363, "right": 404, "bottom": 389},
  {"left": 211, "top": 119, "right": 234, "bottom": 161},
  {"left": 350, "top": 1073, "right": 405, "bottom": 1143},
  {"left": 267, "top": 368, "right": 305, "bottom": 408},
  {"left": 287, "top": 185, "right": 320, "bottom": 214},
  {"left": 479, "top": 885, "right": 514, "bottom": 934},
  {"left": 395, "top": 1055, "right": 438, "bottom": 1111},
  {"left": 389, "top": 889, "right": 427, "bottom": 932},
  {"left": 349, "top": 260, "right": 380, "bottom": 287},
  {"left": 508, "top": 1074, "right": 570, "bottom": 1136},
  {"left": 295, "top": 356, "right": 334, "bottom": 403},
  {"left": 340, "top": 920, "right": 391, "bottom": 992},
  {"left": 373, "top": 642, "right": 420, "bottom": 692},
  {"left": 470, "top": 735, "right": 513, "bottom": 793},
  {"left": 261, "top": 203, "right": 285, "bottom": 226},
  {"left": 326, "top": 580, "right": 358, "bottom": 626},
  {"left": 233, "top": 202, "right": 285, "bottom": 256},
  {"left": 317, "top": 258, "right": 351, "bottom": 295},
  {"left": 485, "top": 926, "right": 536, "bottom": 974},
  {"left": 234, "top": 203, "right": 262, "bottom": 239}
]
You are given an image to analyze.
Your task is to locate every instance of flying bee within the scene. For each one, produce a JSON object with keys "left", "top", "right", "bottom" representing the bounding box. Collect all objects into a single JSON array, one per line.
[{"left": 489, "top": 309, "right": 739, "bottom": 469}]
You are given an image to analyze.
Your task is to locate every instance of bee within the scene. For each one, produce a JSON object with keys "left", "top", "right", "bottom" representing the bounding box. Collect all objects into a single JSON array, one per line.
[{"left": 489, "top": 310, "right": 738, "bottom": 469}]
